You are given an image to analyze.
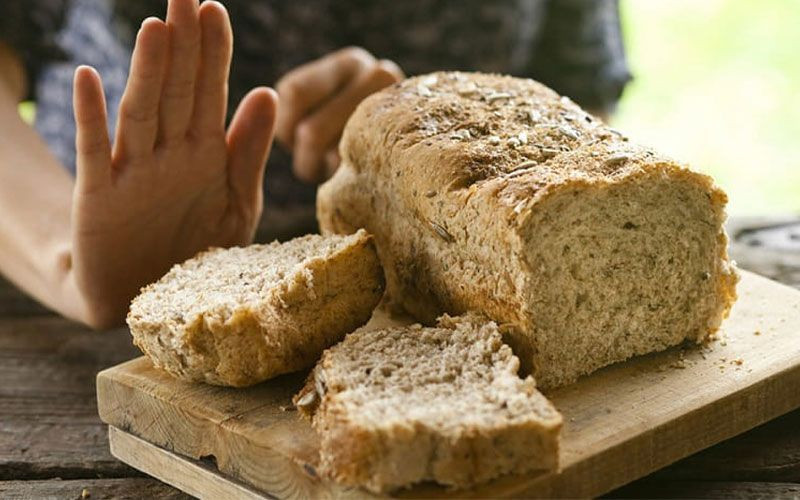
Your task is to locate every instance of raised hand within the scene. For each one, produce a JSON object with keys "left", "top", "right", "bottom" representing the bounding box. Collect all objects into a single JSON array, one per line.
[
  {"left": 71, "top": 0, "right": 277, "bottom": 328},
  {"left": 275, "top": 47, "right": 403, "bottom": 183}
]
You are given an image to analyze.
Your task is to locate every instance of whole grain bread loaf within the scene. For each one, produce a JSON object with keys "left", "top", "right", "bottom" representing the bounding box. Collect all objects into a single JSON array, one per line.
[
  {"left": 294, "top": 314, "right": 562, "bottom": 493},
  {"left": 318, "top": 72, "right": 738, "bottom": 389},
  {"left": 127, "top": 230, "right": 384, "bottom": 387}
]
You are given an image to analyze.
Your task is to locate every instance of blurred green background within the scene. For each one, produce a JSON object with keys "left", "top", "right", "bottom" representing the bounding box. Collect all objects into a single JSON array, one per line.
[{"left": 616, "top": 0, "right": 800, "bottom": 215}]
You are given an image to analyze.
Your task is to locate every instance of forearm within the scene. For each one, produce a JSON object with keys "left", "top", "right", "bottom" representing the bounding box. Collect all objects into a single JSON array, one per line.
[{"left": 0, "top": 64, "right": 88, "bottom": 323}]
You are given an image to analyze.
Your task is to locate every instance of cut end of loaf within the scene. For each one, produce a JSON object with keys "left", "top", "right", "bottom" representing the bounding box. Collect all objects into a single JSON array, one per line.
[
  {"left": 127, "top": 230, "right": 385, "bottom": 387},
  {"left": 514, "top": 163, "right": 738, "bottom": 387},
  {"left": 295, "top": 314, "right": 562, "bottom": 493}
]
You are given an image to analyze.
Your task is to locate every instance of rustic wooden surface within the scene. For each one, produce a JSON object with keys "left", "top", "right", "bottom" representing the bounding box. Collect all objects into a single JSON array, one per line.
[
  {"left": 95, "top": 270, "right": 800, "bottom": 498},
  {"left": 1, "top": 216, "right": 799, "bottom": 499}
]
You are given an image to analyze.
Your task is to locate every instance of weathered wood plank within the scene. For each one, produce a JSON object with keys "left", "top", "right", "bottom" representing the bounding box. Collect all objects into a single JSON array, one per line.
[
  {"left": 0, "top": 478, "right": 191, "bottom": 500},
  {"left": 608, "top": 480, "right": 800, "bottom": 499},
  {"left": 0, "top": 318, "right": 141, "bottom": 480},
  {"left": 97, "top": 271, "right": 800, "bottom": 498}
]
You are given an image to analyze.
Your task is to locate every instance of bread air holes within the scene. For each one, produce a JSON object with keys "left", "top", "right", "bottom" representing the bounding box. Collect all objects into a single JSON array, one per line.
[
  {"left": 622, "top": 221, "right": 639, "bottom": 230},
  {"left": 379, "top": 363, "right": 402, "bottom": 377}
]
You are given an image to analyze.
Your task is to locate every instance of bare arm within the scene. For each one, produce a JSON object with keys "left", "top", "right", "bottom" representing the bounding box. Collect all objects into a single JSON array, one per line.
[{"left": 0, "top": 41, "right": 86, "bottom": 321}]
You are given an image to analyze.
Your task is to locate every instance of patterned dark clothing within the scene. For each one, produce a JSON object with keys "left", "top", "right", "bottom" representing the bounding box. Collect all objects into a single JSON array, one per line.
[{"left": 1, "top": 0, "right": 630, "bottom": 226}]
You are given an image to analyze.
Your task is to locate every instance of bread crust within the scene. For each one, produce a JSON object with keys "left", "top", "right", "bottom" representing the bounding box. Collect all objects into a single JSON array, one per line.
[
  {"left": 318, "top": 72, "right": 738, "bottom": 388},
  {"left": 127, "top": 230, "right": 385, "bottom": 387}
]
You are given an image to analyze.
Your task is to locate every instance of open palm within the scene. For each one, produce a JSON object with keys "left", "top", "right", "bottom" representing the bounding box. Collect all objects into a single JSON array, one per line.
[{"left": 71, "top": 0, "right": 277, "bottom": 327}]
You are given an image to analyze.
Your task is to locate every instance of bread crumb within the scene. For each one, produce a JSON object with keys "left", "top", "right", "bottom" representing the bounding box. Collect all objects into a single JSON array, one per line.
[
  {"left": 81, "top": 488, "right": 90, "bottom": 499},
  {"left": 754, "top": 330, "right": 761, "bottom": 336},
  {"left": 731, "top": 358, "right": 744, "bottom": 366}
]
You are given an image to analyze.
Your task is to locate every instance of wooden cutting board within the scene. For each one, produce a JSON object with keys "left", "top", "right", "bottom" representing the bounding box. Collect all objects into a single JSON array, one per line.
[{"left": 97, "top": 270, "right": 800, "bottom": 498}]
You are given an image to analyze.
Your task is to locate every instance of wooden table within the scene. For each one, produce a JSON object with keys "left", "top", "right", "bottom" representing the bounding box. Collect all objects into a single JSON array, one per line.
[{"left": 1, "top": 217, "right": 799, "bottom": 499}]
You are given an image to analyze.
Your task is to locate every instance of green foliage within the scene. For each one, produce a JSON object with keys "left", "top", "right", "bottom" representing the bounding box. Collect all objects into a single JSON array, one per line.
[{"left": 617, "top": 0, "right": 800, "bottom": 214}]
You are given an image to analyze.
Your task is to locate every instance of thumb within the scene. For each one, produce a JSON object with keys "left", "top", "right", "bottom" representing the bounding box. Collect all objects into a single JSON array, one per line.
[{"left": 226, "top": 87, "right": 278, "bottom": 217}]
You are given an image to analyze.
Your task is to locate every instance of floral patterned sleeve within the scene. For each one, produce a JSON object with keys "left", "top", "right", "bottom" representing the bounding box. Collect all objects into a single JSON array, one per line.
[
  {"left": 0, "top": 0, "right": 68, "bottom": 99},
  {"left": 528, "top": 0, "right": 632, "bottom": 114}
]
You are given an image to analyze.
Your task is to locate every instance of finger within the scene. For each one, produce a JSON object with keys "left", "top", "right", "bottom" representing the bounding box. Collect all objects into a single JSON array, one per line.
[
  {"left": 275, "top": 46, "right": 375, "bottom": 148},
  {"left": 113, "top": 17, "right": 168, "bottom": 159},
  {"left": 73, "top": 65, "right": 111, "bottom": 192},
  {"left": 159, "top": 0, "right": 201, "bottom": 144},
  {"left": 292, "top": 60, "right": 401, "bottom": 183},
  {"left": 190, "top": 1, "right": 232, "bottom": 137},
  {"left": 226, "top": 87, "right": 278, "bottom": 218}
]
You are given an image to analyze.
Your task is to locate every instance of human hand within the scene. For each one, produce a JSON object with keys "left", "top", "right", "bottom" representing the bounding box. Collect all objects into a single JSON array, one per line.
[
  {"left": 71, "top": 0, "right": 277, "bottom": 327},
  {"left": 275, "top": 47, "right": 403, "bottom": 183}
]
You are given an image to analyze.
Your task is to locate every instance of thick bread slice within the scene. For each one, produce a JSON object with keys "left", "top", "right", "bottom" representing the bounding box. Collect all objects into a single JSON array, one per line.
[
  {"left": 293, "top": 315, "right": 562, "bottom": 493},
  {"left": 318, "top": 71, "right": 739, "bottom": 389},
  {"left": 127, "top": 230, "right": 384, "bottom": 387}
]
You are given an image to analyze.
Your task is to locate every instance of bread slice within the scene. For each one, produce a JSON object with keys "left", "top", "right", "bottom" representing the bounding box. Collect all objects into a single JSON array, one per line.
[
  {"left": 293, "top": 314, "right": 562, "bottom": 493},
  {"left": 318, "top": 71, "right": 739, "bottom": 389},
  {"left": 127, "top": 230, "right": 384, "bottom": 387}
]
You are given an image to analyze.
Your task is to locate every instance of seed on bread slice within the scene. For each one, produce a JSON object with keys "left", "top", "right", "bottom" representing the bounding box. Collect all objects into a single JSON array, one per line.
[
  {"left": 127, "top": 229, "right": 384, "bottom": 387},
  {"left": 294, "top": 314, "right": 562, "bottom": 493}
]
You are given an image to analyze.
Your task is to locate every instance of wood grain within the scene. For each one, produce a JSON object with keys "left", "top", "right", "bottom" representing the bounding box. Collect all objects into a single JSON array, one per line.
[
  {"left": 0, "top": 317, "right": 141, "bottom": 480},
  {"left": 97, "top": 270, "right": 800, "bottom": 498},
  {"left": 0, "top": 478, "right": 190, "bottom": 500},
  {"left": 109, "top": 428, "right": 270, "bottom": 500},
  {"left": 631, "top": 408, "right": 800, "bottom": 483},
  {"left": 608, "top": 480, "right": 800, "bottom": 499}
]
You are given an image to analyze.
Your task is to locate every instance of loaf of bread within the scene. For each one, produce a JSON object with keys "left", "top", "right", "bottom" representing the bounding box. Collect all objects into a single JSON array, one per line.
[
  {"left": 318, "top": 72, "right": 738, "bottom": 388},
  {"left": 127, "top": 230, "right": 384, "bottom": 387},
  {"left": 294, "top": 314, "right": 562, "bottom": 493}
]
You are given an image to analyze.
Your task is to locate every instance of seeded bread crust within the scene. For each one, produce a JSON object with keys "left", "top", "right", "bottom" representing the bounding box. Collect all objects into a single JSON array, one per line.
[
  {"left": 294, "top": 314, "right": 562, "bottom": 493},
  {"left": 127, "top": 230, "right": 385, "bottom": 387},
  {"left": 318, "top": 71, "right": 739, "bottom": 389}
]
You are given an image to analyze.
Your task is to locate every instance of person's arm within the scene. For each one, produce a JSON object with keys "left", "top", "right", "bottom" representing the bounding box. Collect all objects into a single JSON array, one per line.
[
  {"left": 0, "top": 41, "right": 83, "bottom": 320},
  {"left": 0, "top": 0, "right": 278, "bottom": 329}
]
